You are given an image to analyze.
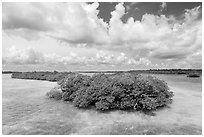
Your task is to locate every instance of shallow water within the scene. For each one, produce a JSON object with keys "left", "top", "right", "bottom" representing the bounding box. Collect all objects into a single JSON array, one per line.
[{"left": 2, "top": 74, "right": 202, "bottom": 135}]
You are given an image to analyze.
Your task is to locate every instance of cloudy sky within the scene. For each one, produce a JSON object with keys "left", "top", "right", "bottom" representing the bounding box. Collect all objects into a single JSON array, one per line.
[{"left": 2, "top": 2, "right": 202, "bottom": 71}]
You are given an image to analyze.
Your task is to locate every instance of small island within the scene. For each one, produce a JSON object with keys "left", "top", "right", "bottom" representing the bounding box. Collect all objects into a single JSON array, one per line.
[
  {"left": 46, "top": 72, "right": 174, "bottom": 111},
  {"left": 2, "top": 69, "right": 179, "bottom": 112},
  {"left": 3, "top": 69, "right": 201, "bottom": 112}
]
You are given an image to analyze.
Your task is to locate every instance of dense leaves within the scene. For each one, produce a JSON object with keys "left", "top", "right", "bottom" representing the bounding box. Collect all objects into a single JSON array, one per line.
[
  {"left": 187, "top": 73, "right": 200, "bottom": 78},
  {"left": 47, "top": 73, "right": 174, "bottom": 111}
]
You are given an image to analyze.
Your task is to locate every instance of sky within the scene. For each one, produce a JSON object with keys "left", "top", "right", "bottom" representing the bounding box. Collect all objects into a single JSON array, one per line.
[{"left": 2, "top": 2, "right": 202, "bottom": 71}]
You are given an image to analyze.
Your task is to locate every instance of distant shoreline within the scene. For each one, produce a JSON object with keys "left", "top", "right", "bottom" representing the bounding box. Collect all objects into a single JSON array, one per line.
[{"left": 2, "top": 69, "right": 202, "bottom": 75}]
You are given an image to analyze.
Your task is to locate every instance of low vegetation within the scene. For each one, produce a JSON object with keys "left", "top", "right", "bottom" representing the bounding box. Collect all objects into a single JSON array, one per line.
[
  {"left": 47, "top": 73, "right": 174, "bottom": 111},
  {"left": 187, "top": 73, "right": 200, "bottom": 78},
  {"left": 6, "top": 69, "right": 202, "bottom": 76},
  {"left": 46, "top": 85, "right": 62, "bottom": 100},
  {"left": 8, "top": 69, "right": 202, "bottom": 83},
  {"left": 11, "top": 71, "right": 73, "bottom": 82},
  {"left": 76, "top": 69, "right": 202, "bottom": 75}
]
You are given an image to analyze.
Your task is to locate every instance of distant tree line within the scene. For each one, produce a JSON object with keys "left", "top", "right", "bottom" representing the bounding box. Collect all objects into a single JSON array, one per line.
[
  {"left": 11, "top": 71, "right": 73, "bottom": 82},
  {"left": 3, "top": 69, "right": 201, "bottom": 81}
]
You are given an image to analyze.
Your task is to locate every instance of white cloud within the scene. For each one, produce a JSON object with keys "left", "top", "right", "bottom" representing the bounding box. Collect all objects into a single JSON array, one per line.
[
  {"left": 126, "top": 2, "right": 139, "bottom": 11},
  {"left": 3, "top": 2, "right": 110, "bottom": 44},
  {"left": 90, "top": 51, "right": 152, "bottom": 66},
  {"left": 159, "top": 2, "right": 167, "bottom": 13},
  {"left": 184, "top": 6, "right": 201, "bottom": 23},
  {"left": 161, "top": 2, "right": 167, "bottom": 9},
  {"left": 2, "top": 3, "right": 202, "bottom": 69},
  {"left": 2, "top": 46, "right": 44, "bottom": 65},
  {"left": 108, "top": 3, "right": 201, "bottom": 61},
  {"left": 3, "top": 46, "right": 152, "bottom": 67}
]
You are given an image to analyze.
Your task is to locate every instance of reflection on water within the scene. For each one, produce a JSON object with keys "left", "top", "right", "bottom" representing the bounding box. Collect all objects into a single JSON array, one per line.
[{"left": 2, "top": 74, "right": 202, "bottom": 135}]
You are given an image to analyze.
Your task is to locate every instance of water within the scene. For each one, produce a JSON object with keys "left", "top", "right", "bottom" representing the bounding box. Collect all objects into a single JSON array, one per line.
[{"left": 2, "top": 74, "right": 202, "bottom": 135}]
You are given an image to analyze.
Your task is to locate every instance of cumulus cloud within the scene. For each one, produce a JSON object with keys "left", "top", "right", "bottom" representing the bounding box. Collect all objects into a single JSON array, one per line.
[
  {"left": 2, "top": 46, "right": 44, "bottom": 65},
  {"left": 161, "top": 2, "right": 167, "bottom": 9},
  {"left": 159, "top": 2, "right": 167, "bottom": 14},
  {"left": 3, "top": 46, "right": 151, "bottom": 67},
  {"left": 2, "top": 3, "right": 51, "bottom": 31},
  {"left": 2, "top": 2, "right": 202, "bottom": 68},
  {"left": 3, "top": 2, "right": 110, "bottom": 44},
  {"left": 2, "top": 46, "right": 87, "bottom": 65},
  {"left": 93, "top": 51, "right": 150, "bottom": 66},
  {"left": 108, "top": 3, "right": 201, "bottom": 61},
  {"left": 126, "top": 2, "right": 139, "bottom": 11}
]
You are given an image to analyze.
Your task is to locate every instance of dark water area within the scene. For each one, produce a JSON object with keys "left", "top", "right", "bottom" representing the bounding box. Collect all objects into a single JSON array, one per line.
[{"left": 2, "top": 74, "right": 202, "bottom": 135}]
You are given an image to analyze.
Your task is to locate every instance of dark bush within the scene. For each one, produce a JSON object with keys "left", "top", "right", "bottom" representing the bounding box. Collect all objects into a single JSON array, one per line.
[
  {"left": 95, "top": 99, "right": 112, "bottom": 111},
  {"left": 58, "top": 74, "right": 91, "bottom": 101},
  {"left": 73, "top": 87, "right": 92, "bottom": 108},
  {"left": 47, "top": 73, "right": 174, "bottom": 112},
  {"left": 187, "top": 73, "right": 200, "bottom": 78}
]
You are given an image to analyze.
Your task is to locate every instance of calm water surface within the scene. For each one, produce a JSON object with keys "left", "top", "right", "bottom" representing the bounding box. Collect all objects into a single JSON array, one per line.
[{"left": 2, "top": 74, "right": 202, "bottom": 135}]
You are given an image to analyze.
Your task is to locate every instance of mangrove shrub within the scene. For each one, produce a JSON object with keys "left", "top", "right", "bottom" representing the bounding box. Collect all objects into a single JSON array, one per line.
[{"left": 47, "top": 73, "right": 174, "bottom": 111}]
